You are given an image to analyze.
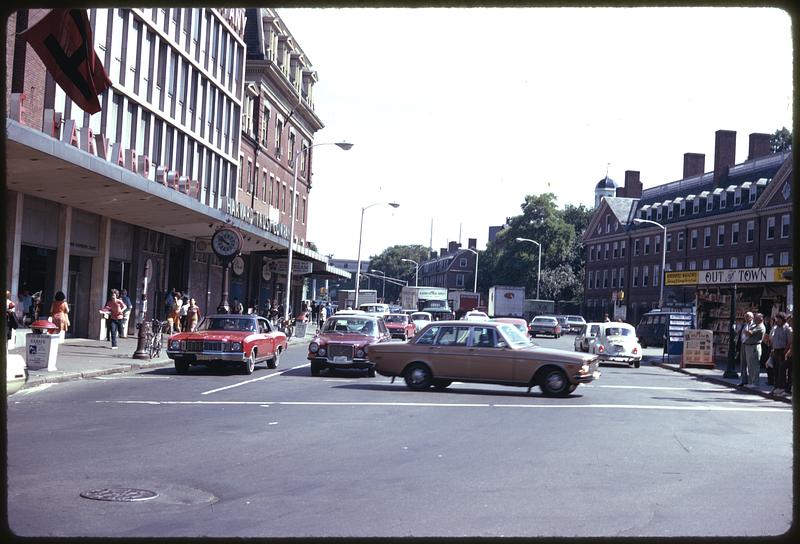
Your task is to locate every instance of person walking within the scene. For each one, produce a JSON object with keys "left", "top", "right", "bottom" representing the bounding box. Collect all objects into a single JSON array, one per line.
[
  {"left": 49, "top": 291, "right": 71, "bottom": 335},
  {"left": 767, "top": 312, "right": 792, "bottom": 396},
  {"left": 168, "top": 292, "right": 183, "bottom": 333},
  {"left": 120, "top": 289, "right": 133, "bottom": 338},
  {"left": 186, "top": 298, "right": 201, "bottom": 332},
  {"left": 179, "top": 295, "right": 190, "bottom": 331},
  {"left": 7, "top": 290, "right": 18, "bottom": 342},
  {"left": 319, "top": 303, "right": 328, "bottom": 328},
  {"left": 100, "top": 289, "right": 127, "bottom": 349}
]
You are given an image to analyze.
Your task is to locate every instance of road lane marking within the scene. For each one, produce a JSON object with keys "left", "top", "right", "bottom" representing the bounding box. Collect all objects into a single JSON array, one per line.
[
  {"left": 200, "top": 364, "right": 309, "bottom": 395},
  {"left": 95, "top": 375, "right": 171, "bottom": 380},
  {"left": 95, "top": 400, "right": 790, "bottom": 412},
  {"left": 584, "top": 385, "right": 728, "bottom": 391}
]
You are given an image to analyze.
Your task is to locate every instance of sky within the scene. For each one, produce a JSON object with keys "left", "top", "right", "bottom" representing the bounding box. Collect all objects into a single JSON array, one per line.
[{"left": 277, "top": 7, "right": 794, "bottom": 261}]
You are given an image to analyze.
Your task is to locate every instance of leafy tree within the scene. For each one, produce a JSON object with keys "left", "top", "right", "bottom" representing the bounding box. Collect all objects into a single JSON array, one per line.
[
  {"left": 770, "top": 127, "right": 792, "bottom": 153},
  {"left": 364, "top": 244, "right": 430, "bottom": 303}
]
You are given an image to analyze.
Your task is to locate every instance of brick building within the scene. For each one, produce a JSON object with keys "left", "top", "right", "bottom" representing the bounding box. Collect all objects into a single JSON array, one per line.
[{"left": 418, "top": 238, "right": 479, "bottom": 293}]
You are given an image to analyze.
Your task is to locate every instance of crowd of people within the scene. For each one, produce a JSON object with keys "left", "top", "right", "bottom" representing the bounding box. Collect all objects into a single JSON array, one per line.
[{"left": 734, "top": 311, "right": 793, "bottom": 396}]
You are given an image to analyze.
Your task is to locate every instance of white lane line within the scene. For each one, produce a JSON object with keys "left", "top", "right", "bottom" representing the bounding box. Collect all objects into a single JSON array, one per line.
[
  {"left": 95, "top": 375, "right": 171, "bottom": 380},
  {"left": 200, "top": 363, "right": 310, "bottom": 395},
  {"left": 586, "top": 385, "right": 728, "bottom": 391},
  {"left": 95, "top": 400, "right": 790, "bottom": 412}
]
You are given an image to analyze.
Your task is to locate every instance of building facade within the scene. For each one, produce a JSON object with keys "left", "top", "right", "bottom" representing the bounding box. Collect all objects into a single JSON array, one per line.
[
  {"left": 418, "top": 239, "right": 479, "bottom": 292},
  {"left": 583, "top": 130, "right": 793, "bottom": 354},
  {"left": 5, "top": 8, "right": 347, "bottom": 340}
]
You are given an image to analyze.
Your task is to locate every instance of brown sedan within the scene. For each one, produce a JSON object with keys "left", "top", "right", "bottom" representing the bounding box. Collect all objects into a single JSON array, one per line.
[{"left": 368, "top": 320, "right": 600, "bottom": 397}]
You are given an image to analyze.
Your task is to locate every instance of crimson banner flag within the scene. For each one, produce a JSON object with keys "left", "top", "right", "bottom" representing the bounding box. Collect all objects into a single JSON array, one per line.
[{"left": 19, "top": 9, "right": 111, "bottom": 114}]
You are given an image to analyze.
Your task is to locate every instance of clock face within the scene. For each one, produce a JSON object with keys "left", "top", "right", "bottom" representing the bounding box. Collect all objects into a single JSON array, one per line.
[
  {"left": 231, "top": 256, "right": 245, "bottom": 276},
  {"left": 212, "top": 228, "right": 241, "bottom": 258},
  {"left": 262, "top": 263, "right": 272, "bottom": 281}
]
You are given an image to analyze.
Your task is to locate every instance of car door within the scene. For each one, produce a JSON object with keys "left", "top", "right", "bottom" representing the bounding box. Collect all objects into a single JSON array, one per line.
[
  {"left": 257, "top": 318, "right": 275, "bottom": 357},
  {"left": 429, "top": 325, "right": 471, "bottom": 379},
  {"left": 585, "top": 324, "right": 600, "bottom": 351},
  {"left": 467, "top": 326, "right": 515, "bottom": 382}
]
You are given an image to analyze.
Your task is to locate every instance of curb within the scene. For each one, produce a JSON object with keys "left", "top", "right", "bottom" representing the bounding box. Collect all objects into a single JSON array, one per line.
[{"left": 648, "top": 359, "right": 792, "bottom": 404}]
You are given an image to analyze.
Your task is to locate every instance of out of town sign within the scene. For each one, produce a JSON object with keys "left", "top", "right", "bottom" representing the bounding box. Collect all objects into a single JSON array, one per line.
[{"left": 665, "top": 267, "right": 792, "bottom": 286}]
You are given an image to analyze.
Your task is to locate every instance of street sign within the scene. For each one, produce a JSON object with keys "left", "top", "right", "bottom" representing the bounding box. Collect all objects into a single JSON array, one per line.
[
  {"left": 681, "top": 329, "right": 714, "bottom": 367},
  {"left": 666, "top": 267, "right": 792, "bottom": 286}
]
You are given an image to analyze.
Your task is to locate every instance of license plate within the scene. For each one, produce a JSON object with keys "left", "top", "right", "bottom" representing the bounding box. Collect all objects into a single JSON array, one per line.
[
  {"left": 614, "top": 345, "right": 623, "bottom": 352},
  {"left": 332, "top": 356, "right": 349, "bottom": 363}
]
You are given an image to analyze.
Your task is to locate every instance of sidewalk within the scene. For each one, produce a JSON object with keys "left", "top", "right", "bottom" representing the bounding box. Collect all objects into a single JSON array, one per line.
[
  {"left": 648, "top": 354, "right": 792, "bottom": 404},
  {"left": 9, "top": 331, "right": 311, "bottom": 390}
]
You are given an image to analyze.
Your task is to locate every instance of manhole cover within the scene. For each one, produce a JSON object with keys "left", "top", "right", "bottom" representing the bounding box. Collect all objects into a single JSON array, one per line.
[{"left": 80, "top": 488, "right": 159, "bottom": 502}]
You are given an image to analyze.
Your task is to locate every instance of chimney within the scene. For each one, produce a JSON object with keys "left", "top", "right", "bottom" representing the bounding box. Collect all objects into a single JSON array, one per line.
[
  {"left": 713, "top": 129, "right": 736, "bottom": 187},
  {"left": 430, "top": 251, "right": 438, "bottom": 259},
  {"left": 683, "top": 153, "right": 705, "bottom": 178},
  {"left": 748, "top": 133, "right": 772, "bottom": 160},
  {"left": 448, "top": 241, "right": 460, "bottom": 253},
  {"left": 440, "top": 247, "right": 447, "bottom": 256},
  {"left": 620, "top": 170, "right": 642, "bottom": 199},
  {"left": 468, "top": 238, "right": 477, "bottom": 250}
]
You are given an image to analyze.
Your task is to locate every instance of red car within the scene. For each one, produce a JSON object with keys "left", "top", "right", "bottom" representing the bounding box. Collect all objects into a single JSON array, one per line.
[
  {"left": 383, "top": 313, "right": 417, "bottom": 340},
  {"left": 167, "top": 314, "right": 287, "bottom": 375},
  {"left": 308, "top": 314, "right": 392, "bottom": 376}
]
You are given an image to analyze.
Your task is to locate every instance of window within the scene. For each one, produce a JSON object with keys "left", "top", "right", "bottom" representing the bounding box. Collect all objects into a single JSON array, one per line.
[
  {"left": 693, "top": 199, "right": 700, "bottom": 214},
  {"left": 456, "top": 274, "right": 464, "bottom": 287},
  {"left": 604, "top": 244, "right": 609, "bottom": 259},
  {"left": 613, "top": 242, "right": 618, "bottom": 259},
  {"left": 667, "top": 205, "right": 674, "bottom": 219},
  {"left": 780, "top": 252, "right": 789, "bottom": 266},
  {"left": 677, "top": 232, "right": 685, "bottom": 251},
  {"left": 594, "top": 272, "right": 599, "bottom": 289},
  {"left": 704, "top": 227, "right": 711, "bottom": 248},
  {"left": 689, "top": 261, "right": 697, "bottom": 270},
  {"left": 749, "top": 187, "right": 757, "bottom": 203},
  {"left": 644, "top": 237, "right": 650, "bottom": 255},
  {"left": 767, "top": 217, "right": 776, "bottom": 240},
  {"left": 745, "top": 255, "right": 754, "bottom": 267},
  {"left": 680, "top": 201, "right": 686, "bottom": 217},
  {"left": 605, "top": 214, "right": 610, "bottom": 233},
  {"left": 702, "top": 259, "right": 709, "bottom": 270},
  {"left": 275, "top": 118, "right": 283, "bottom": 159},
  {"left": 717, "top": 225, "right": 725, "bottom": 246},
  {"left": 781, "top": 214, "right": 789, "bottom": 238},
  {"left": 716, "top": 258, "right": 723, "bottom": 269},
  {"left": 656, "top": 235, "right": 662, "bottom": 254},
  {"left": 734, "top": 189, "right": 741, "bottom": 206},
  {"left": 706, "top": 196, "right": 713, "bottom": 211},
  {"left": 602, "top": 270, "right": 608, "bottom": 288},
  {"left": 765, "top": 254, "right": 774, "bottom": 266},
  {"left": 620, "top": 241, "right": 626, "bottom": 258},
  {"left": 642, "top": 266, "right": 649, "bottom": 287},
  {"left": 459, "top": 257, "right": 468, "bottom": 268},
  {"left": 261, "top": 171, "right": 267, "bottom": 201},
  {"left": 633, "top": 267, "right": 639, "bottom": 287},
  {"left": 588, "top": 271, "right": 593, "bottom": 289},
  {"left": 731, "top": 223, "right": 739, "bottom": 244},
  {"left": 619, "top": 268, "right": 624, "bottom": 288},
  {"left": 261, "top": 105, "right": 270, "bottom": 147},
  {"left": 288, "top": 131, "right": 296, "bottom": 165},
  {"left": 589, "top": 246, "right": 594, "bottom": 261},
  {"left": 656, "top": 207, "right": 662, "bottom": 221},
  {"left": 690, "top": 229, "right": 698, "bottom": 249},
  {"left": 720, "top": 193, "right": 727, "bottom": 209},
  {"left": 747, "top": 220, "right": 755, "bottom": 242},
  {"left": 611, "top": 268, "right": 617, "bottom": 288},
  {"left": 675, "top": 262, "right": 683, "bottom": 271},
  {"left": 634, "top": 239, "right": 640, "bottom": 256},
  {"left": 653, "top": 265, "right": 659, "bottom": 287},
  {"left": 730, "top": 257, "right": 738, "bottom": 268}
]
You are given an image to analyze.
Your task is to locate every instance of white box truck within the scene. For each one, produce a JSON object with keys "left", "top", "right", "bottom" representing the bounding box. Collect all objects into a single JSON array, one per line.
[
  {"left": 401, "top": 286, "right": 452, "bottom": 318},
  {"left": 488, "top": 286, "right": 526, "bottom": 317}
]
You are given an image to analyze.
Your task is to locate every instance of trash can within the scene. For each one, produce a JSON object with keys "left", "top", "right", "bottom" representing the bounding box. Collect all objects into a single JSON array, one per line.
[
  {"left": 26, "top": 320, "right": 60, "bottom": 371},
  {"left": 294, "top": 321, "right": 308, "bottom": 338}
]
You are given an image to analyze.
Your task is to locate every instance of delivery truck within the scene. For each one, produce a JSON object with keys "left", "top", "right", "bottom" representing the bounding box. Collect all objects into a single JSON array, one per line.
[
  {"left": 488, "top": 286, "right": 526, "bottom": 317},
  {"left": 337, "top": 289, "right": 377, "bottom": 309},
  {"left": 448, "top": 290, "right": 480, "bottom": 314},
  {"left": 401, "top": 286, "right": 452, "bottom": 318}
]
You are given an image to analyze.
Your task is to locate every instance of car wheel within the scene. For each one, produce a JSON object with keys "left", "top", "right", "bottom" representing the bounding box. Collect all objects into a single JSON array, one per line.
[
  {"left": 634, "top": 359, "right": 641, "bottom": 369},
  {"left": 367, "top": 366, "right": 376, "bottom": 378},
  {"left": 267, "top": 348, "right": 280, "bottom": 369},
  {"left": 432, "top": 379, "right": 452, "bottom": 390},
  {"left": 568, "top": 384, "right": 578, "bottom": 393},
  {"left": 404, "top": 362, "right": 433, "bottom": 391},
  {"left": 174, "top": 359, "right": 189, "bottom": 375},
  {"left": 539, "top": 367, "right": 570, "bottom": 397},
  {"left": 243, "top": 353, "right": 255, "bottom": 375},
  {"left": 310, "top": 362, "right": 322, "bottom": 376}
]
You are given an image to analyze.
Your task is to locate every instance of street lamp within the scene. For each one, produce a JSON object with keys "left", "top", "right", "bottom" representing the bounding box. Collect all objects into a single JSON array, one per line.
[
  {"left": 284, "top": 141, "right": 353, "bottom": 320},
  {"left": 462, "top": 248, "right": 479, "bottom": 293},
  {"left": 516, "top": 237, "right": 542, "bottom": 300},
  {"left": 632, "top": 218, "right": 667, "bottom": 309},
  {"left": 401, "top": 258, "right": 419, "bottom": 287},
  {"left": 370, "top": 269, "right": 386, "bottom": 302},
  {"left": 354, "top": 201, "right": 400, "bottom": 308}
]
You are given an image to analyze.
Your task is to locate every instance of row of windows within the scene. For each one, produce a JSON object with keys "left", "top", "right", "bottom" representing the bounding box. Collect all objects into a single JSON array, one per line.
[
  {"left": 589, "top": 214, "right": 791, "bottom": 261},
  {"left": 637, "top": 184, "right": 762, "bottom": 223},
  {"left": 588, "top": 251, "right": 791, "bottom": 290},
  {"left": 242, "top": 95, "right": 310, "bottom": 175},
  {"left": 238, "top": 158, "right": 308, "bottom": 224}
]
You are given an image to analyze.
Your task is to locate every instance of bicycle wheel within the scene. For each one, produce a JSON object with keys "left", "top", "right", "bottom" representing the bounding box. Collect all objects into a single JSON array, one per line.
[{"left": 149, "top": 333, "right": 161, "bottom": 358}]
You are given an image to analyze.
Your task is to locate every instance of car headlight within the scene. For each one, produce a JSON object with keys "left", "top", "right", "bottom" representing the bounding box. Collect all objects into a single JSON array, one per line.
[
  {"left": 228, "top": 342, "right": 243, "bottom": 352},
  {"left": 318, "top": 347, "right": 326, "bottom": 356},
  {"left": 309, "top": 342, "right": 319, "bottom": 353},
  {"left": 169, "top": 340, "right": 181, "bottom": 350},
  {"left": 580, "top": 364, "right": 590, "bottom": 373},
  {"left": 355, "top": 348, "right": 365, "bottom": 358}
]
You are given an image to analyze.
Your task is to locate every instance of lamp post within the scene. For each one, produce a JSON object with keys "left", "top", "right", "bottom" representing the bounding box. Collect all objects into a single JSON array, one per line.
[
  {"left": 462, "top": 248, "right": 479, "bottom": 293},
  {"left": 371, "top": 269, "right": 386, "bottom": 302},
  {"left": 401, "top": 258, "right": 419, "bottom": 287},
  {"left": 632, "top": 218, "right": 667, "bottom": 310},
  {"left": 516, "top": 237, "right": 542, "bottom": 300},
  {"left": 354, "top": 201, "right": 400, "bottom": 308},
  {"left": 284, "top": 141, "right": 353, "bottom": 320}
]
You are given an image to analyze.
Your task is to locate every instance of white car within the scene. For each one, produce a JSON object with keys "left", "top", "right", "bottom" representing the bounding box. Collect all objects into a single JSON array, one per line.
[
  {"left": 590, "top": 322, "right": 642, "bottom": 368},
  {"left": 410, "top": 311, "right": 432, "bottom": 331},
  {"left": 463, "top": 310, "right": 490, "bottom": 321},
  {"left": 574, "top": 322, "right": 602, "bottom": 352},
  {"left": 6, "top": 352, "right": 28, "bottom": 395}
]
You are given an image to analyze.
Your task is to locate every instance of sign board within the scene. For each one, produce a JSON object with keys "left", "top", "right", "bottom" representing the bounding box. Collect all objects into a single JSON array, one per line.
[
  {"left": 666, "top": 267, "right": 792, "bottom": 286},
  {"left": 26, "top": 333, "right": 59, "bottom": 371},
  {"left": 681, "top": 329, "right": 714, "bottom": 367},
  {"left": 272, "top": 259, "right": 313, "bottom": 275}
]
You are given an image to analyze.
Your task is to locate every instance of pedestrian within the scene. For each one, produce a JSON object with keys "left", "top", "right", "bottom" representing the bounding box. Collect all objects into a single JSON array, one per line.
[
  {"left": 164, "top": 288, "right": 176, "bottom": 321},
  {"left": 169, "top": 292, "right": 183, "bottom": 333},
  {"left": 179, "top": 295, "right": 190, "bottom": 331},
  {"left": 747, "top": 313, "right": 767, "bottom": 387},
  {"left": 120, "top": 289, "right": 133, "bottom": 338},
  {"left": 319, "top": 303, "right": 328, "bottom": 328},
  {"left": 100, "top": 289, "right": 127, "bottom": 349},
  {"left": 232, "top": 297, "right": 244, "bottom": 314},
  {"left": 6, "top": 290, "right": 19, "bottom": 342},
  {"left": 19, "top": 288, "right": 32, "bottom": 325},
  {"left": 785, "top": 314, "right": 793, "bottom": 395},
  {"left": 186, "top": 298, "right": 201, "bottom": 332},
  {"left": 603, "top": 313, "right": 611, "bottom": 322},
  {"left": 49, "top": 291, "right": 70, "bottom": 334},
  {"left": 768, "top": 312, "right": 792, "bottom": 396},
  {"left": 734, "top": 312, "right": 754, "bottom": 386}
]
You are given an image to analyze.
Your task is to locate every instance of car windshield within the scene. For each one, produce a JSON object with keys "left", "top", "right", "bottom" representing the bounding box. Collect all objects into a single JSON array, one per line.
[
  {"left": 411, "top": 313, "right": 432, "bottom": 321},
  {"left": 323, "top": 317, "right": 377, "bottom": 336},
  {"left": 567, "top": 316, "right": 585, "bottom": 323},
  {"left": 533, "top": 317, "right": 557, "bottom": 325},
  {"left": 496, "top": 323, "right": 532, "bottom": 347},
  {"left": 384, "top": 315, "right": 408, "bottom": 324},
  {"left": 199, "top": 317, "right": 256, "bottom": 332},
  {"left": 605, "top": 326, "right": 634, "bottom": 337}
]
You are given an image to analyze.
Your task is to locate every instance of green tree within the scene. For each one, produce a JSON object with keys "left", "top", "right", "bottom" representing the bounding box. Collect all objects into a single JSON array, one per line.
[
  {"left": 770, "top": 127, "right": 792, "bottom": 152},
  {"left": 365, "top": 244, "right": 430, "bottom": 303}
]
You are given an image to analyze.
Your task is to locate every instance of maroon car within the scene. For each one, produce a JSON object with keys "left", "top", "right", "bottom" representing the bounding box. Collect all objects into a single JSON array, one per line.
[
  {"left": 383, "top": 313, "right": 417, "bottom": 340},
  {"left": 308, "top": 314, "right": 391, "bottom": 376}
]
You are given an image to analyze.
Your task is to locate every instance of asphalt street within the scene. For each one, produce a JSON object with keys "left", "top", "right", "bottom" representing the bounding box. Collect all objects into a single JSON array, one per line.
[{"left": 6, "top": 333, "right": 793, "bottom": 538}]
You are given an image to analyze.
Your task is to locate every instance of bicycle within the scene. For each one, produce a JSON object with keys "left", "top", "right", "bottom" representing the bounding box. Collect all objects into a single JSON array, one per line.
[{"left": 142, "top": 318, "right": 169, "bottom": 359}]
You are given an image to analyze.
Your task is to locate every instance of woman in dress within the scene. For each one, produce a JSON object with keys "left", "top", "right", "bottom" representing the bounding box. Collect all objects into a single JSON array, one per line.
[
  {"left": 186, "top": 298, "right": 201, "bottom": 332},
  {"left": 50, "top": 291, "right": 71, "bottom": 333}
]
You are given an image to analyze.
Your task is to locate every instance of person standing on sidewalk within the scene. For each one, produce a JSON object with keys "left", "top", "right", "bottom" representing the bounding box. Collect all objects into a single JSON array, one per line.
[
  {"left": 100, "top": 289, "right": 127, "bottom": 349},
  {"left": 120, "top": 289, "right": 133, "bottom": 338},
  {"left": 767, "top": 312, "right": 792, "bottom": 396},
  {"left": 745, "top": 313, "right": 767, "bottom": 387},
  {"left": 736, "top": 312, "right": 755, "bottom": 386},
  {"left": 49, "top": 291, "right": 70, "bottom": 334}
]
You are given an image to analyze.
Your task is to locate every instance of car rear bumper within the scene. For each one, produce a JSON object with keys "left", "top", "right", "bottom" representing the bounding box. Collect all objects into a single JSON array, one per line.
[{"left": 598, "top": 354, "right": 641, "bottom": 362}]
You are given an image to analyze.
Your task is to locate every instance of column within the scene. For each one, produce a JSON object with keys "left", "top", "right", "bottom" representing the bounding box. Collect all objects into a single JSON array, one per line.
[
  {"left": 54, "top": 204, "right": 73, "bottom": 293},
  {"left": 89, "top": 216, "right": 111, "bottom": 339},
  {"left": 5, "top": 191, "right": 24, "bottom": 303}
]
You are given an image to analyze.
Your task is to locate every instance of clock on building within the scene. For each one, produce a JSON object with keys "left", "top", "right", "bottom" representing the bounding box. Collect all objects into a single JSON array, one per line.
[
  {"left": 262, "top": 263, "right": 272, "bottom": 281},
  {"left": 211, "top": 228, "right": 242, "bottom": 259},
  {"left": 231, "top": 256, "right": 245, "bottom": 276}
]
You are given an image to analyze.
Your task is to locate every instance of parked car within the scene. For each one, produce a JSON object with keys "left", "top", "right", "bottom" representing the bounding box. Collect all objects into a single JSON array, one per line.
[
  {"left": 491, "top": 317, "right": 530, "bottom": 336},
  {"left": 167, "top": 314, "right": 287, "bottom": 375},
  {"left": 590, "top": 322, "right": 642, "bottom": 367},
  {"left": 564, "top": 315, "right": 587, "bottom": 334},
  {"left": 410, "top": 311, "right": 432, "bottom": 331},
  {"left": 308, "top": 313, "right": 392, "bottom": 376},
  {"left": 463, "top": 310, "right": 490, "bottom": 321},
  {"left": 6, "top": 352, "right": 28, "bottom": 395},
  {"left": 574, "top": 322, "right": 603, "bottom": 352},
  {"left": 636, "top": 310, "right": 695, "bottom": 348},
  {"left": 383, "top": 313, "right": 417, "bottom": 340},
  {"left": 358, "top": 303, "right": 390, "bottom": 315},
  {"left": 529, "top": 316, "right": 562, "bottom": 338},
  {"left": 368, "top": 320, "right": 600, "bottom": 397}
]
